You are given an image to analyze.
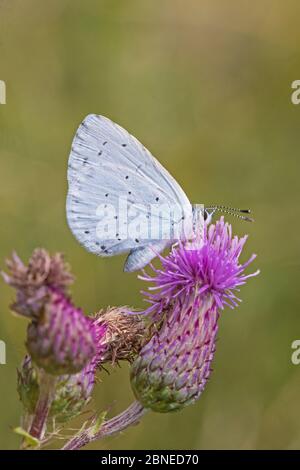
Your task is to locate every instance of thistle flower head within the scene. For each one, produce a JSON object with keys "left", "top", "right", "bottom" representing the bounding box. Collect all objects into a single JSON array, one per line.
[
  {"left": 131, "top": 217, "right": 259, "bottom": 412},
  {"left": 140, "top": 217, "right": 259, "bottom": 317}
]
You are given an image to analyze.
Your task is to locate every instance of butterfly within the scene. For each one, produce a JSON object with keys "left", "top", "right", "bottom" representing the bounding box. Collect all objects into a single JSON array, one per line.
[{"left": 66, "top": 114, "right": 252, "bottom": 272}]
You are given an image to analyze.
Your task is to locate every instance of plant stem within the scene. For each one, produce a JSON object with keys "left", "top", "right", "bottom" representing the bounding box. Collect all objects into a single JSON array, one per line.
[
  {"left": 62, "top": 401, "right": 147, "bottom": 450},
  {"left": 28, "top": 371, "right": 56, "bottom": 442}
]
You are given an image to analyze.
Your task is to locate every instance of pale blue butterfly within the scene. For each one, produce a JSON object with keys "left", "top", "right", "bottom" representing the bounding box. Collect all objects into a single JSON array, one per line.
[{"left": 66, "top": 115, "right": 252, "bottom": 272}]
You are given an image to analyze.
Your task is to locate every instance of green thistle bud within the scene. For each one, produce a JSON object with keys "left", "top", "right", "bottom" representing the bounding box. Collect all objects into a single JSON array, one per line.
[
  {"left": 17, "top": 355, "right": 99, "bottom": 423},
  {"left": 17, "top": 355, "right": 40, "bottom": 414},
  {"left": 131, "top": 296, "right": 218, "bottom": 412}
]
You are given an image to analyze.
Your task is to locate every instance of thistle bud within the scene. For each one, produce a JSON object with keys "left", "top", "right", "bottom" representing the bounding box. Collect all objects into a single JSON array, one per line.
[
  {"left": 2, "top": 249, "right": 73, "bottom": 318},
  {"left": 26, "top": 290, "right": 103, "bottom": 375},
  {"left": 18, "top": 355, "right": 100, "bottom": 422},
  {"left": 131, "top": 296, "right": 218, "bottom": 412},
  {"left": 3, "top": 250, "right": 104, "bottom": 375},
  {"left": 131, "top": 217, "right": 259, "bottom": 413},
  {"left": 17, "top": 308, "right": 145, "bottom": 423}
]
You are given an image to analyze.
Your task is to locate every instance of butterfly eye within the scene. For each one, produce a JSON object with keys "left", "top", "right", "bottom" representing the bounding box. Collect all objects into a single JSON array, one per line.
[{"left": 203, "top": 210, "right": 214, "bottom": 225}]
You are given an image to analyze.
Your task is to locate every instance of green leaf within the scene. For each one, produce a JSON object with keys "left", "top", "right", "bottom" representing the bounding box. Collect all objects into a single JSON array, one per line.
[
  {"left": 13, "top": 427, "right": 40, "bottom": 448},
  {"left": 89, "top": 411, "right": 107, "bottom": 436}
]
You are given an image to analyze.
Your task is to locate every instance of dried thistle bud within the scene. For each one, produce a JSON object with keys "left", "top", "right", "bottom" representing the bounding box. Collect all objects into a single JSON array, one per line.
[{"left": 94, "top": 307, "right": 146, "bottom": 365}]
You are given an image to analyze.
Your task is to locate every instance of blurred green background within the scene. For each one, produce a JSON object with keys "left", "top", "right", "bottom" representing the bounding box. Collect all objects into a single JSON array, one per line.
[{"left": 1, "top": 0, "right": 300, "bottom": 450}]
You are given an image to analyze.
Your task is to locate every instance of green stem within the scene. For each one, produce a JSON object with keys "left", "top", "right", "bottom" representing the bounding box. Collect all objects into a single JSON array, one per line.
[
  {"left": 28, "top": 371, "right": 56, "bottom": 442},
  {"left": 62, "top": 401, "right": 147, "bottom": 450}
]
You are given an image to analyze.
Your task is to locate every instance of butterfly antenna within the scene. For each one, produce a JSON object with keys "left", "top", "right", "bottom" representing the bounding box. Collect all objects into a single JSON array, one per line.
[{"left": 206, "top": 205, "right": 254, "bottom": 222}]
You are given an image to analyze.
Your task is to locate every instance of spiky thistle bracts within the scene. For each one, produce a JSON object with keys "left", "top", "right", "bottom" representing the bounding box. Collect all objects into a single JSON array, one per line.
[
  {"left": 131, "top": 294, "right": 218, "bottom": 412},
  {"left": 26, "top": 289, "right": 105, "bottom": 375}
]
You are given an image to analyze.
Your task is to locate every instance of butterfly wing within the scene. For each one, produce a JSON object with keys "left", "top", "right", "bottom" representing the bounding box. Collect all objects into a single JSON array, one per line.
[
  {"left": 124, "top": 240, "right": 171, "bottom": 272},
  {"left": 66, "top": 114, "right": 192, "bottom": 269}
]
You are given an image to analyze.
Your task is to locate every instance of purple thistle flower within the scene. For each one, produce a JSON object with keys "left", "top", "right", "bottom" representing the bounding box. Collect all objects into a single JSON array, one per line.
[
  {"left": 131, "top": 217, "right": 259, "bottom": 412},
  {"left": 140, "top": 217, "right": 259, "bottom": 316}
]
